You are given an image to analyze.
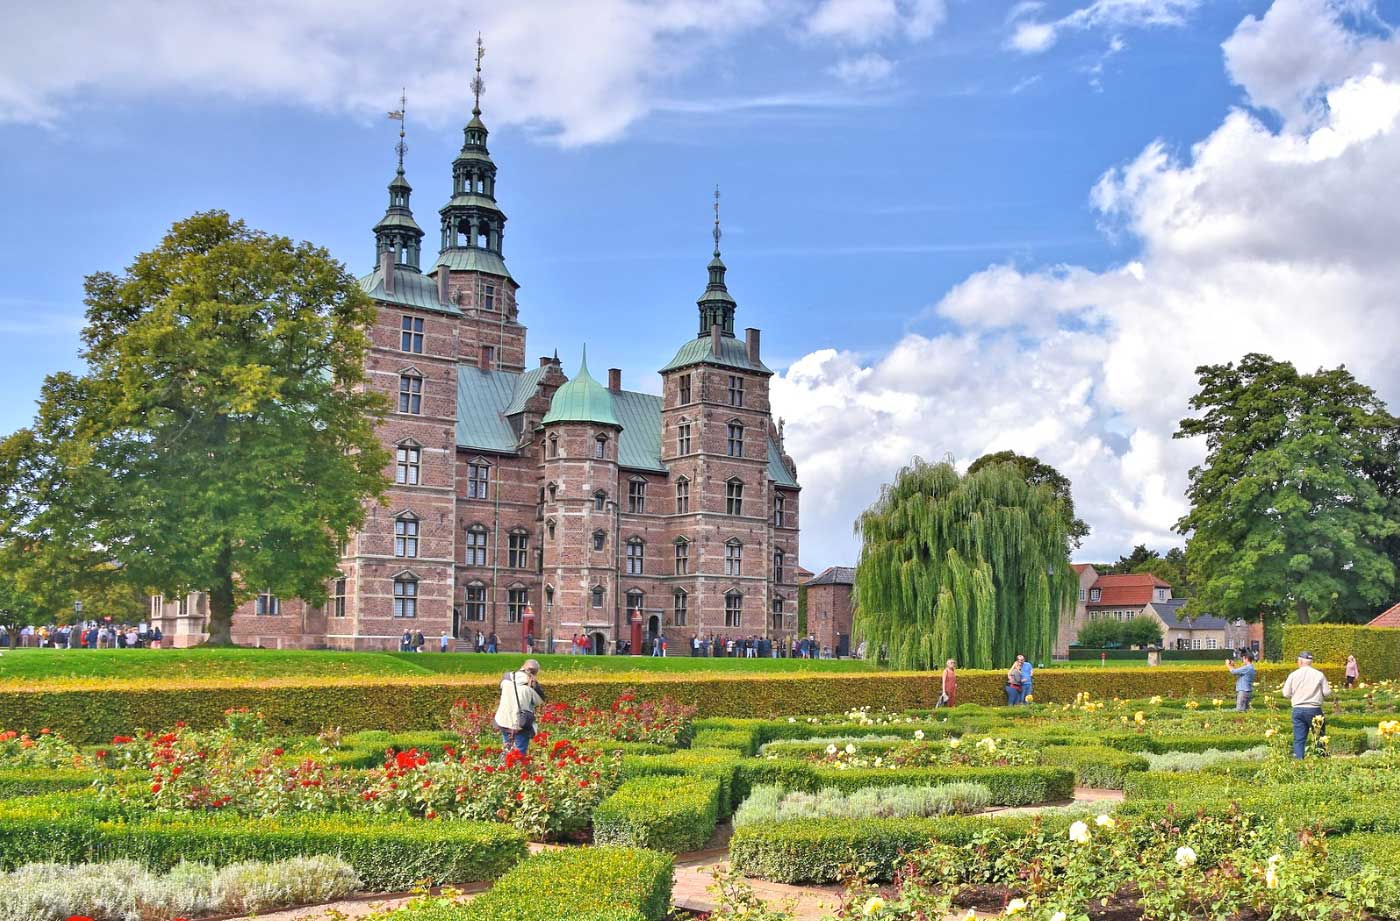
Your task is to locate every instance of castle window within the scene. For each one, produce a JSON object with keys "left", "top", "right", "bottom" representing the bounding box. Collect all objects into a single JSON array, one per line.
[
  {"left": 465, "top": 525, "right": 488, "bottom": 566},
  {"left": 508, "top": 531, "right": 529, "bottom": 568},
  {"left": 626, "top": 538, "right": 644, "bottom": 575},
  {"left": 592, "top": 529, "right": 606, "bottom": 552},
  {"left": 546, "top": 519, "right": 556, "bottom": 540},
  {"left": 727, "top": 422, "right": 744, "bottom": 457},
  {"left": 726, "top": 479, "right": 744, "bottom": 516},
  {"left": 548, "top": 435, "right": 559, "bottom": 458},
  {"left": 677, "top": 423, "right": 691, "bottom": 455},
  {"left": 548, "top": 482, "right": 558, "bottom": 500},
  {"left": 255, "top": 591, "right": 279, "bottom": 617},
  {"left": 545, "top": 585, "right": 554, "bottom": 614},
  {"left": 675, "top": 478, "right": 689, "bottom": 514},
  {"left": 774, "top": 494, "right": 785, "bottom": 528},
  {"left": 724, "top": 591, "right": 743, "bottom": 628},
  {"left": 628, "top": 479, "right": 646, "bottom": 514},
  {"left": 400, "top": 316, "right": 423, "bottom": 353},
  {"left": 482, "top": 345, "right": 495, "bottom": 367},
  {"left": 728, "top": 375, "right": 744, "bottom": 407},
  {"left": 771, "top": 597, "right": 785, "bottom": 630},
  {"left": 679, "top": 374, "right": 691, "bottom": 404},
  {"left": 393, "top": 576, "right": 418, "bottom": 618},
  {"left": 467, "top": 463, "right": 490, "bottom": 499},
  {"left": 507, "top": 587, "right": 528, "bottom": 623},
  {"left": 395, "top": 444, "right": 420, "bottom": 485},
  {"left": 594, "top": 435, "right": 608, "bottom": 459},
  {"left": 594, "top": 490, "right": 607, "bottom": 511},
  {"left": 398, "top": 373, "right": 422, "bottom": 414},
  {"left": 774, "top": 549, "right": 785, "bottom": 584},
  {"left": 725, "top": 540, "right": 742, "bottom": 577},
  {"left": 464, "top": 583, "right": 486, "bottom": 621},
  {"left": 483, "top": 284, "right": 496, "bottom": 311},
  {"left": 394, "top": 515, "right": 419, "bottom": 558},
  {"left": 591, "top": 585, "right": 605, "bottom": 609},
  {"left": 627, "top": 589, "right": 644, "bottom": 615},
  {"left": 331, "top": 578, "right": 347, "bottom": 618},
  {"left": 673, "top": 590, "right": 688, "bottom": 626},
  {"left": 674, "top": 538, "right": 690, "bottom": 575}
]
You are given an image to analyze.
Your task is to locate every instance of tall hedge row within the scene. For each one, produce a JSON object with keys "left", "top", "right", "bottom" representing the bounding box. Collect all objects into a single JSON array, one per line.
[
  {"left": 0, "top": 664, "right": 1328, "bottom": 743},
  {"left": 1282, "top": 624, "right": 1400, "bottom": 675}
]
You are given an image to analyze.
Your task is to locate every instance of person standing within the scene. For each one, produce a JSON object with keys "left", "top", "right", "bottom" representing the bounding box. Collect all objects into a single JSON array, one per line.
[
  {"left": 439, "top": 630, "right": 451, "bottom": 653},
  {"left": 487, "top": 632, "right": 498, "bottom": 654},
  {"left": 1280, "top": 651, "right": 1331, "bottom": 759},
  {"left": 493, "top": 659, "right": 544, "bottom": 759},
  {"left": 1344, "top": 655, "right": 1359, "bottom": 689},
  {"left": 413, "top": 630, "right": 425, "bottom": 653},
  {"left": 940, "top": 659, "right": 958, "bottom": 708},
  {"left": 1020, "top": 658, "right": 1034, "bottom": 702},
  {"left": 1227, "top": 652, "right": 1256, "bottom": 710},
  {"left": 400, "top": 630, "right": 412, "bottom": 653},
  {"left": 1005, "top": 655, "right": 1026, "bottom": 706}
]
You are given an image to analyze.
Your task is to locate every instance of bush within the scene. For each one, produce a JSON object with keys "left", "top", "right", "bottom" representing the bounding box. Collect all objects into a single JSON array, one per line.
[
  {"left": 734, "top": 761, "right": 1075, "bottom": 807},
  {"left": 0, "top": 767, "right": 119, "bottom": 798},
  {"left": 1283, "top": 624, "right": 1400, "bottom": 675},
  {"left": 689, "top": 727, "right": 760, "bottom": 755},
  {"left": 458, "top": 846, "right": 673, "bottom": 921},
  {"left": 593, "top": 775, "right": 721, "bottom": 853},
  {"left": 620, "top": 749, "right": 745, "bottom": 818},
  {"left": 732, "top": 782, "right": 992, "bottom": 826},
  {"left": 1143, "top": 746, "right": 1271, "bottom": 773},
  {"left": 1039, "top": 745, "right": 1148, "bottom": 789}
]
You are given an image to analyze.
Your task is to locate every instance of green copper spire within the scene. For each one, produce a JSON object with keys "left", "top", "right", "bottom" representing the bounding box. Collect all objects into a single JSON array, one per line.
[
  {"left": 542, "top": 347, "right": 622, "bottom": 428},
  {"left": 374, "top": 90, "right": 424, "bottom": 271},
  {"left": 697, "top": 185, "right": 736, "bottom": 337}
]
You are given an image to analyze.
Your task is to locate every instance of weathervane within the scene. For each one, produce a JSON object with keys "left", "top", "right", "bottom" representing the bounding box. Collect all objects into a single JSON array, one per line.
[
  {"left": 713, "top": 184, "right": 722, "bottom": 256},
  {"left": 472, "top": 33, "right": 485, "bottom": 115},
  {"left": 387, "top": 89, "right": 407, "bottom": 172}
]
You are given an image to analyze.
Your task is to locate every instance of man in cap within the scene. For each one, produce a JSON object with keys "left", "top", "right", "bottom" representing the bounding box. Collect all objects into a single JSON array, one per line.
[{"left": 1280, "top": 651, "right": 1331, "bottom": 759}]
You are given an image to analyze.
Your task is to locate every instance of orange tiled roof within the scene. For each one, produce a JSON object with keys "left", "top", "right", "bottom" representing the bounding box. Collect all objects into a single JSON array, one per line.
[
  {"left": 1088, "top": 572, "right": 1171, "bottom": 607},
  {"left": 1369, "top": 602, "right": 1400, "bottom": 628}
]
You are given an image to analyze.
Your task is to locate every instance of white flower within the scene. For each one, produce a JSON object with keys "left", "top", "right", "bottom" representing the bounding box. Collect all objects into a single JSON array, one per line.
[
  {"left": 1095, "top": 814, "right": 1114, "bottom": 828},
  {"left": 826, "top": 744, "right": 837, "bottom": 755},
  {"left": 1069, "top": 821, "right": 1091, "bottom": 844},
  {"left": 1265, "top": 865, "right": 1279, "bottom": 889},
  {"left": 787, "top": 717, "right": 796, "bottom": 723},
  {"left": 845, "top": 743, "right": 857, "bottom": 755},
  {"left": 1174, "top": 846, "right": 1197, "bottom": 869},
  {"left": 862, "top": 895, "right": 885, "bottom": 916},
  {"left": 914, "top": 729, "right": 925, "bottom": 740},
  {"left": 1005, "top": 898, "right": 1027, "bottom": 915},
  {"left": 1051, "top": 913, "right": 1067, "bottom": 921}
]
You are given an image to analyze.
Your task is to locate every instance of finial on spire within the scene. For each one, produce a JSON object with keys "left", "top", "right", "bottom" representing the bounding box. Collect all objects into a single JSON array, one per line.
[
  {"left": 712, "top": 184, "right": 722, "bottom": 256},
  {"left": 387, "top": 89, "right": 408, "bottom": 173},
  {"left": 471, "top": 33, "right": 486, "bottom": 116}
]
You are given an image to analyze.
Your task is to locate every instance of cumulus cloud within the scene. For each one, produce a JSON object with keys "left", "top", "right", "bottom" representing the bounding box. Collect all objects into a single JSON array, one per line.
[
  {"left": 1008, "top": 0, "right": 1200, "bottom": 55},
  {"left": 775, "top": 0, "right": 1400, "bottom": 569},
  {"left": 830, "top": 53, "right": 897, "bottom": 85},
  {"left": 805, "top": 0, "right": 947, "bottom": 44}
]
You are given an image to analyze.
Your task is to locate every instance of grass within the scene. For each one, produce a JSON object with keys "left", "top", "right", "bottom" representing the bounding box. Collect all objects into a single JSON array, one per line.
[{"left": 0, "top": 647, "right": 878, "bottom": 684}]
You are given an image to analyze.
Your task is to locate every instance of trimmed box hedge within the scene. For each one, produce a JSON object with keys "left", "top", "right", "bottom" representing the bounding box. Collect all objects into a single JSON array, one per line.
[
  {"left": 459, "top": 846, "right": 673, "bottom": 921},
  {"left": 1283, "top": 624, "right": 1400, "bottom": 675},
  {"left": 734, "top": 761, "right": 1075, "bottom": 807},
  {"left": 593, "top": 775, "right": 721, "bottom": 853},
  {"left": 1039, "top": 745, "right": 1148, "bottom": 789},
  {"left": 620, "top": 748, "right": 745, "bottom": 818}
]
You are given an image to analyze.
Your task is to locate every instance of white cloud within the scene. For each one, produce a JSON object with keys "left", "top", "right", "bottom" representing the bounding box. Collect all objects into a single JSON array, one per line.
[
  {"left": 805, "top": 0, "right": 947, "bottom": 44},
  {"left": 775, "top": 0, "right": 1400, "bottom": 570},
  {"left": 1008, "top": 0, "right": 1200, "bottom": 55},
  {"left": 830, "top": 53, "right": 897, "bottom": 85}
]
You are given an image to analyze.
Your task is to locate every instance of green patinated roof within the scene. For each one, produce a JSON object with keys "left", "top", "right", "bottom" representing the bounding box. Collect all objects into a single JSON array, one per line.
[
  {"left": 503, "top": 365, "right": 548, "bottom": 416},
  {"left": 373, "top": 211, "right": 423, "bottom": 233},
  {"left": 542, "top": 356, "right": 621, "bottom": 427},
  {"left": 611, "top": 390, "right": 665, "bottom": 472},
  {"left": 434, "top": 248, "right": 515, "bottom": 282},
  {"left": 457, "top": 367, "right": 522, "bottom": 453},
  {"left": 439, "top": 193, "right": 502, "bottom": 212},
  {"left": 659, "top": 334, "right": 772, "bottom": 375},
  {"left": 768, "top": 438, "right": 799, "bottom": 488},
  {"left": 358, "top": 268, "right": 461, "bottom": 316}
]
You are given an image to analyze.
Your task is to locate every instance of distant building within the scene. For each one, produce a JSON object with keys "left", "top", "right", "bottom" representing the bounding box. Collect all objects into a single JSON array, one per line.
[
  {"left": 1368, "top": 601, "right": 1400, "bottom": 628},
  {"left": 1147, "top": 598, "right": 1246, "bottom": 651},
  {"left": 803, "top": 566, "right": 855, "bottom": 657},
  {"left": 1056, "top": 569, "right": 1249, "bottom": 655}
]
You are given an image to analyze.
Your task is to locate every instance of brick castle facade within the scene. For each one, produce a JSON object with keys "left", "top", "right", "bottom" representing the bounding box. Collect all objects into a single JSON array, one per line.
[{"left": 152, "top": 95, "right": 801, "bottom": 654}]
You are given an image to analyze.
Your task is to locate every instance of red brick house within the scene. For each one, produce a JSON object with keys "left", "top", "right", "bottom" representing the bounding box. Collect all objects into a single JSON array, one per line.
[
  {"left": 803, "top": 566, "right": 855, "bottom": 656},
  {"left": 152, "top": 96, "right": 800, "bottom": 652}
]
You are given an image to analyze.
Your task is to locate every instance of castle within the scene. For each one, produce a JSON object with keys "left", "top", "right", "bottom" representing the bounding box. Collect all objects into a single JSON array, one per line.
[{"left": 151, "top": 83, "right": 801, "bottom": 654}]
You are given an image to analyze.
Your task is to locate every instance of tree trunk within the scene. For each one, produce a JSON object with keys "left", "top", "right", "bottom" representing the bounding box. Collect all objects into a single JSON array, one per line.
[
  {"left": 204, "top": 543, "right": 236, "bottom": 647},
  {"left": 1294, "top": 597, "right": 1311, "bottom": 625}
]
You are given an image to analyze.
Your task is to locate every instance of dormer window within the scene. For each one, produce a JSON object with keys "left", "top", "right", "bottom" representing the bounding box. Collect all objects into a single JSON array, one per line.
[{"left": 594, "top": 490, "right": 607, "bottom": 511}]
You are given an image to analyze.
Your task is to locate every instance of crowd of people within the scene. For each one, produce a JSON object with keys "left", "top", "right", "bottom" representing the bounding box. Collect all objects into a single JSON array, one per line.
[{"left": 0, "top": 621, "right": 164, "bottom": 649}]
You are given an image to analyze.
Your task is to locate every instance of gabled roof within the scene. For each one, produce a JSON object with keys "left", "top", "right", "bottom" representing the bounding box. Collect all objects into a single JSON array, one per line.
[
  {"left": 457, "top": 367, "right": 523, "bottom": 453},
  {"left": 1087, "top": 572, "right": 1172, "bottom": 607},
  {"left": 808, "top": 566, "right": 856, "bottom": 586},
  {"left": 1369, "top": 601, "right": 1400, "bottom": 628},
  {"left": 611, "top": 390, "right": 666, "bottom": 473},
  {"left": 659, "top": 335, "right": 772, "bottom": 375},
  {"left": 1150, "top": 599, "right": 1230, "bottom": 631},
  {"left": 433, "top": 248, "right": 514, "bottom": 282},
  {"left": 359, "top": 268, "right": 461, "bottom": 316}
]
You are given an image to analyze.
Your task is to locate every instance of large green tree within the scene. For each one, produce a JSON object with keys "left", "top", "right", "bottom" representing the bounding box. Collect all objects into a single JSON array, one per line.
[
  {"left": 968, "top": 450, "right": 1090, "bottom": 548},
  {"left": 1175, "top": 353, "right": 1400, "bottom": 625},
  {"left": 0, "top": 212, "right": 389, "bottom": 645},
  {"left": 853, "top": 458, "right": 1078, "bottom": 670}
]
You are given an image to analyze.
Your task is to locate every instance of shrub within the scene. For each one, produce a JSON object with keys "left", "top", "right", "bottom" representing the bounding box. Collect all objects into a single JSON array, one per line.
[
  {"left": 689, "top": 727, "right": 760, "bottom": 754},
  {"left": 593, "top": 775, "right": 721, "bottom": 853},
  {"left": 1283, "top": 624, "right": 1400, "bottom": 674},
  {"left": 1143, "top": 746, "right": 1271, "bottom": 773},
  {"left": 732, "top": 782, "right": 992, "bottom": 826},
  {"left": 212, "top": 854, "right": 362, "bottom": 914},
  {"left": 458, "top": 846, "right": 673, "bottom": 921},
  {"left": 734, "top": 761, "right": 1074, "bottom": 807},
  {"left": 1039, "top": 745, "right": 1148, "bottom": 789},
  {"left": 0, "top": 767, "right": 117, "bottom": 798},
  {"left": 620, "top": 748, "right": 745, "bottom": 817}
]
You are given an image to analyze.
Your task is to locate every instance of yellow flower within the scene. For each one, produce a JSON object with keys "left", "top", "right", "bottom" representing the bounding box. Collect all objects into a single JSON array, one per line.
[
  {"left": 1095, "top": 813, "right": 1115, "bottom": 828},
  {"left": 1149, "top": 695, "right": 1163, "bottom": 705},
  {"left": 1134, "top": 711, "right": 1146, "bottom": 724},
  {"left": 1024, "top": 694, "right": 1034, "bottom": 702},
  {"left": 1264, "top": 728, "right": 1276, "bottom": 738},
  {"left": 1005, "top": 898, "right": 1027, "bottom": 915},
  {"left": 1186, "top": 700, "right": 1200, "bottom": 710},
  {"left": 862, "top": 896, "right": 885, "bottom": 916}
]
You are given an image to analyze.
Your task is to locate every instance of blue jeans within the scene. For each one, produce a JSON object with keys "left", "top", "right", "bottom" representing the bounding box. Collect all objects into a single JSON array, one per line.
[
  {"left": 500, "top": 730, "right": 530, "bottom": 760},
  {"left": 1006, "top": 684, "right": 1023, "bottom": 706},
  {"left": 1291, "top": 706, "right": 1322, "bottom": 759},
  {"left": 1022, "top": 681, "right": 1032, "bottom": 703}
]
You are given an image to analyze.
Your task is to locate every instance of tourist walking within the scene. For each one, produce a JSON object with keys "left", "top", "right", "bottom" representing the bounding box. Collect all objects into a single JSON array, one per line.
[
  {"left": 1344, "top": 655, "right": 1359, "bottom": 689},
  {"left": 1281, "top": 651, "right": 1331, "bottom": 759},
  {"left": 487, "top": 632, "right": 498, "bottom": 654},
  {"left": 1227, "top": 652, "right": 1256, "bottom": 710},
  {"left": 940, "top": 658, "right": 958, "bottom": 708},
  {"left": 1005, "top": 655, "right": 1026, "bottom": 706},
  {"left": 399, "top": 630, "right": 412, "bottom": 653},
  {"left": 493, "top": 659, "right": 544, "bottom": 759}
]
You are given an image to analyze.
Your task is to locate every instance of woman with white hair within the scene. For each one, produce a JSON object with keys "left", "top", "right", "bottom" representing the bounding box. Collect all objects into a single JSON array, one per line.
[{"left": 494, "top": 659, "right": 544, "bottom": 759}]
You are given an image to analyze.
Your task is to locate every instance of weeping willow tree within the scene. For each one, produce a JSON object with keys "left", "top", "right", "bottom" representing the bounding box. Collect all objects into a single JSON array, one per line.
[{"left": 854, "top": 457, "right": 1078, "bottom": 670}]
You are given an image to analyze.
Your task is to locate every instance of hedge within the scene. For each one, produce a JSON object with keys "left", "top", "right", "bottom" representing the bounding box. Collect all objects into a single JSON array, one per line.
[
  {"left": 0, "top": 794, "right": 525, "bottom": 890},
  {"left": 1283, "top": 624, "right": 1400, "bottom": 675},
  {"left": 620, "top": 748, "right": 745, "bottom": 818},
  {"left": 0, "top": 664, "right": 1333, "bottom": 743},
  {"left": 1104, "top": 729, "right": 1369, "bottom": 756},
  {"left": 593, "top": 775, "right": 721, "bottom": 853},
  {"left": 1067, "top": 648, "right": 1226, "bottom": 662},
  {"left": 1039, "top": 745, "right": 1148, "bottom": 789},
  {"left": 728, "top": 814, "right": 1046, "bottom": 884},
  {"left": 0, "top": 767, "right": 125, "bottom": 798},
  {"left": 734, "top": 761, "right": 1075, "bottom": 807},
  {"left": 457, "top": 846, "right": 673, "bottom": 921}
]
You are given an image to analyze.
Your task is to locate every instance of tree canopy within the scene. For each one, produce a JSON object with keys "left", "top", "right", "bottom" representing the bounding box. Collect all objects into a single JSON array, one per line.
[
  {"left": 853, "top": 457, "right": 1078, "bottom": 670},
  {"left": 0, "top": 212, "right": 389, "bottom": 644},
  {"left": 1175, "top": 353, "right": 1400, "bottom": 625},
  {"left": 1092, "top": 545, "right": 1191, "bottom": 597},
  {"left": 1076, "top": 614, "right": 1163, "bottom": 649},
  {"left": 967, "top": 450, "right": 1090, "bottom": 548}
]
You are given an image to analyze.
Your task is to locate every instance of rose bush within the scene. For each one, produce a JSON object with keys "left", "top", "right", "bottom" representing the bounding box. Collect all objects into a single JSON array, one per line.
[{"left": 446, "top": 688, "right": 695, "bottom": 746}]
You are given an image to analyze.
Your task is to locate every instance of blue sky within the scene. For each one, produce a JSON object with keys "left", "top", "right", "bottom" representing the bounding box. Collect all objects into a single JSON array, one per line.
[{"left": 4, "top": 0, "right": 1400, "bottom": 572}]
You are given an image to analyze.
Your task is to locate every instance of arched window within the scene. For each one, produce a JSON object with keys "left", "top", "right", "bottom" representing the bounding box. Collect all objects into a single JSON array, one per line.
[
  {"left": 626, "top": 538, "right": 644, "bottom": 575},
  {"left": 727, "top": 422, "right": 744, "bottom": 457},
  {"left": 591, "top": 585, "right": 605, "bottom": 609},
  {"left": 725, "top": 539, "right": 742, "bottom": 577},
  {"left": 594, "top": 435, "right": 608, "bottom": 459},
  {"left": 626, "top": 589, "right": 644, "bottom": 615},
  {"left": 592, "top": 529, "right": 606, "bottom": 552},
  {"left": 465, "top": 525, "right": 488, "bottom": 566},
  {"left": 674, "top": 538, "right": 690, "bottom": 575},
  {"left": 544, "top": 584, "right": 555, "bottom": 614},
  {"left": 594, "top": 490, "right": 607, "bottom": 511},
  {"left": 394, "top": 514, "right": 419, "bottom": 558},
  {"left": 773, "top": 549, "right": 785, "bottom": 584},
  {"left": 724, "top": 590, "right": 743, "bottom": 628},
  {"left": 393, "top": 575, "right": 418, "bottom": 618}
]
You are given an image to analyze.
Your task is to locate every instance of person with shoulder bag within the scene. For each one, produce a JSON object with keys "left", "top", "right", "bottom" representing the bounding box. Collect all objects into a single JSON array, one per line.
[{"left": 494, "top": 659, "right": 545, "bottom": 759}]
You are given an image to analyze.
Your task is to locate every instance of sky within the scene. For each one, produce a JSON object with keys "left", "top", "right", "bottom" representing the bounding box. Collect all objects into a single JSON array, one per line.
[{"left": 3, "top": 0, "right": 1400, "bottom": 573}]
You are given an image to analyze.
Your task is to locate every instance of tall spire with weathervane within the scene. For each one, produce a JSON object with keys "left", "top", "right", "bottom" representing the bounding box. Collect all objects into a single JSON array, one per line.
[
  {"left": 697, "top": 184, "right": 737, "bottom": 337},
  {"left": 374, "top": 89, "right": 424, "bottom": 271}
]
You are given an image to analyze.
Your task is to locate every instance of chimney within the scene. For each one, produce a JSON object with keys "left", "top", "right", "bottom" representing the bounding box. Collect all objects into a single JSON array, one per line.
[
  {"left": 608, "top": 368, "right": 621, "bottom": 392},
  {"left": 540, "top": 356, "right": 553, "bottom": 368},
  {"left": 436, "top": 268, "right": 450, "bottom": 305},
  {"left": 745, "top": 328, "right": 760, "bottom": 365},
  {"left": 711, "top": 323, "right": 722, "bottom": 355},
  {"left": 380, "top": 250, "right": 395, "bottom": 296}
]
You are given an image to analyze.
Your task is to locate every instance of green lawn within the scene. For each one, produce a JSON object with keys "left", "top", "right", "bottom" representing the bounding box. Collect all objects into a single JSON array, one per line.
[{"left": 0, "top": 647, "right": 879, "bottom": 683}]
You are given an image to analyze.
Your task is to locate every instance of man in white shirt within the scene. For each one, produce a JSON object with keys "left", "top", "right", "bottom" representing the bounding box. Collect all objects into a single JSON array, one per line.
[{"left": 1280, "top": 651, "right": 1331, "bottom": 759}]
